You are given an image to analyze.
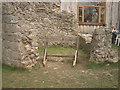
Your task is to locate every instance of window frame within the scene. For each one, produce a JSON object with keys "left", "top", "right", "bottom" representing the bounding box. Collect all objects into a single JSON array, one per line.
[{"left": 77, "top": 5, "right": 106, "bottom": 26}]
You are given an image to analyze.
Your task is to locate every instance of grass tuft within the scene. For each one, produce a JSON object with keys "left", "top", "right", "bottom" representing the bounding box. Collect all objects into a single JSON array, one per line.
[
  {"left": 38, "top": 45, "right": 76, "bottom": 55},
  {"left": 112, "top": 44, "right": 120, "bottom": 50},
  {"left": 85, "top": 61, "right": 120, "bottom": 69},
  {"left": 2, "top": 64, "right": 27, "bottom": 73}
]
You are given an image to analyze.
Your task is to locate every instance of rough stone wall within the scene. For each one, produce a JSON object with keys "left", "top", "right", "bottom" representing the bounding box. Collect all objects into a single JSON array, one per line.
[
  {"left": 2, "top": 2, "right": 78, "bottom": 69},
  {"left": 78, "top": 33, "right": 92, "bottom": 53},
  {"left": 90, "top": 27, "right": 118, "bottom": 63},
  {"left": 2, "top": 15, "right": 40, "bottom": 69},
  {"left": 3, "top": 2, "right": 78, "bottom": 45}
]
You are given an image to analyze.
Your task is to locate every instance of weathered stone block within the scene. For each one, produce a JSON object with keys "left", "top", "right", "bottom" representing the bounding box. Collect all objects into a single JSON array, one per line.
[
  {"left": 2, "top": 23, "right": 6, "bottom": 33},
  {"left": 4, "top": 24, "right": 17, "bottom": 33},
  {"left": 3, "top": 33, "right": 20, "bottom": 42},
  {"left": 11, "top": 51, "right": 22, "bottom": 60},
  {"left": 2, "top": 15, "right": 18, "bottom": 24},
  {"left": 9, "top": 42, "right": 20, "bottom": 51},
  {"left": 2, "top": 2, "right": 15, "bottom": 15},
  {"left": 2, "top": 47, "right": 9, "bottom": 60},
  {"left": 2, "top": 41, "right": 9, "bottom": 49},
  {"left": 3, "top": 48, "right": 22, "bottom": 60},
  {"left": 3, "top": 41, "right": 20, "bottom": 51}
]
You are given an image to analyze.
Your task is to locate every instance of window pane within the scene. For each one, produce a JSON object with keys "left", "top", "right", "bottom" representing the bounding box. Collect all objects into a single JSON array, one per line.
[
  {"left": 79, "top": 7, "right": 82, "bottom": 22},
  {"left": 84, "top": 7, "right": 98, "bottom": 23},
  {"left": 101, "top": 8, "right": 105, "bottom": 23}
]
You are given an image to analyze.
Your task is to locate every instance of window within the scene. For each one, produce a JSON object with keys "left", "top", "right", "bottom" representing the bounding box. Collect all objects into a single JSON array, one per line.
[{"left": 78, "top": 3, "right": 106, "bottom": 26}]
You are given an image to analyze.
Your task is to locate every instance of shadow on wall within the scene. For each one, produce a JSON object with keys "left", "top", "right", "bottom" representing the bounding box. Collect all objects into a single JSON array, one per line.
[{"left": 79, "top": 36, "right": 91, "bottom": 53}]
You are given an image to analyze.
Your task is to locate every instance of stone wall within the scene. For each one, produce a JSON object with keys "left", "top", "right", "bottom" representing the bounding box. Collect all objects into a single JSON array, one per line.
[
  {"left": 3, "top": 2, "right": 118, "bottom": 69},
  {"left": 2, "top": 2, "right": 79, "bottom": 69},
  {"left": 90, "top": 27, "right": 118, "bottom": 63},
  {"left": 78, "top": 33, "right": 92, "bottom": 53},
  {"left": 78, "top": 27, "right": 119, "bottom": 63},
  {"left": 2, "top": 15, "right": 40, "bottom": 69}
]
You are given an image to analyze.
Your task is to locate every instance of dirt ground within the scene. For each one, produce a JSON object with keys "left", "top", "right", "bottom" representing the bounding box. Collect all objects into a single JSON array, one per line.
[
  {"left": 2, "top": 57, "right": 118, "bottom": 88},
  {"left": 2, "top": 46, "right": 119, "bottom": 88}
]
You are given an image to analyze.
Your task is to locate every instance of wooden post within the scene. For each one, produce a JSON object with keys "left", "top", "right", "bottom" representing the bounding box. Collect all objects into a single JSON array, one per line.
[
  {"left": 76, "top": 35, "right": 80, "bottom": 51},
  {"left": 73, "top": 36, "right": 79, "bottom": 67},
  {"left": 43, "top": 38, "right": 48, "bottom": 67},
  {"left": 104, "top": 7, "right": 106, "bottom": 25},
  {"left": 98, "top": 7, "right": 101, "bottom": 23},
  {"left": 73, "top": 50, "right": 78, "bottom": 66}
]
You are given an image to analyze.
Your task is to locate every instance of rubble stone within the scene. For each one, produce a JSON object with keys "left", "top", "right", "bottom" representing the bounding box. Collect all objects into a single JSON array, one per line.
[
  {"left": 2, "top": 2, "right": 78, "bottom": 69},
  {"left": 3, "top": 2, "right": 117, "bottom": 69},
  {"left": 90, "top": 27, "right": 118, "bottom": 63}
]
